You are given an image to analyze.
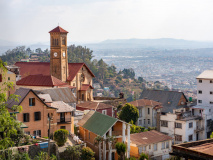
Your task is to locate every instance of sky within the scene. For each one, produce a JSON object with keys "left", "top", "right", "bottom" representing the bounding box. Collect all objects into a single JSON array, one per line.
[{"left": 1, "top": 0, "right": 213, "bottom": 44}]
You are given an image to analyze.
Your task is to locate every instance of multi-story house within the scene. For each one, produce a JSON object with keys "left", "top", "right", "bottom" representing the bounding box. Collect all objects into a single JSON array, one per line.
[
  {"left": 195, "top": 70, "right": 213, "bottom": 138},
  {"left": 78, "top": 110, "right": 131, "bottom": 160},
  {"left": 0, "top": 65, "right": 16, "bottom": 99},
  {"left": 130, "top": 130, "right": 173, "bottom": 160},
  {"left": 129, "top": 99, "right": 162, "bottom": 128},
  {"left": 7, "top": 88, "right": 75, "bottom": 137},
  {"left": 160, "top": 107, "right": 205, "bottom": 144},
  {"left": 140, "top": 90, "right": 188, "bottom": 114}
]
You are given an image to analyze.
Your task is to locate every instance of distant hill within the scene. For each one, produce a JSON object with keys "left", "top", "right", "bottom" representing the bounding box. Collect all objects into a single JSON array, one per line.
[{"left": 86, "top": 38, "right": 213, "bottom": 50}]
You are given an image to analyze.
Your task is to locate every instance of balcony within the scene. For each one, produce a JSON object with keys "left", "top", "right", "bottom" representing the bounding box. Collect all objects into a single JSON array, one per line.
[
  {"left": 194, "top": 126, "right": 204, "bottom": 132},
  {"left": 112, "top": 131, "right": 122, "bottom": 136},
  {"left": 57, "top": 118, "right": 71, "bottom": 123}
]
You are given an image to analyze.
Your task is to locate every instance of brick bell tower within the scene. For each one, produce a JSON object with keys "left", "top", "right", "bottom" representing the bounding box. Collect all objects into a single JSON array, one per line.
[{"left": 49, "top": 26, "right": 69, "bottom": 82}]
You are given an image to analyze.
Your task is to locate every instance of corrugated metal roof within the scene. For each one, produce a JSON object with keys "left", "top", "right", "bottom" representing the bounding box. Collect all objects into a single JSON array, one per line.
[
  {"left": 140, "top": 90, "right": 187, "bottom": 113},
  {"left": 130, "top": 130, "right": 173, "bottom": 146},
  {"left": 35, "top": 88, "right": 76, "bottom": 103},
  {"left": 51, "top": 101, "right": 74, "bottom": 113},
  {"left": 78, "top": 110, "right": 117, "bottom": 136}
]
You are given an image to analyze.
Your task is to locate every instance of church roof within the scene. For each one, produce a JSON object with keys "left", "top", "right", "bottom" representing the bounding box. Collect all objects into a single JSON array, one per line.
[
  {"left": 79, "top": 84, "right": 94, "bottom": 91},
  {"left": 49, "top": 26, "right": 68, "bottom": 33},
  {"left": 15, "top": 62, "right": 95, "bottom": 81},
  {"left": 16, "top": 74, "right": 73, "bottom": 88}
]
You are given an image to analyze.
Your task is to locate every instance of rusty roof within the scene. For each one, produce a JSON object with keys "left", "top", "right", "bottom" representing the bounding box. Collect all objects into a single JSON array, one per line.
[
  {"left": 129, "top": 99, "right": 162, "bottom": 109},
  {"left": 51, "top": 101, "right": 74, "bottom": 113},
  {"left": 77, "top": 101, "right": 114, "bottom": 110},
  {"left": 130, "top": 130, "right": 173, "bottom": 146},
  {"left": 49, "top": 26, "right": 68, "bottom": 33}
]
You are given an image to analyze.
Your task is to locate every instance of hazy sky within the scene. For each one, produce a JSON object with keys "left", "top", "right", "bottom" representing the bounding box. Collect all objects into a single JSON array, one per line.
[{"left": 1, "top": 0, "right": 213, "bottom": 44}]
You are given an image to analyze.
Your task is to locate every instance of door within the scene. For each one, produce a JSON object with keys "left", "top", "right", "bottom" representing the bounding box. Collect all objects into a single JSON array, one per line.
[
  {"left": 196, "top": 133, "right": 199, "bottom": 141},
  {"left": 60, "top": 113, "right": 65, "bottom": 122}
]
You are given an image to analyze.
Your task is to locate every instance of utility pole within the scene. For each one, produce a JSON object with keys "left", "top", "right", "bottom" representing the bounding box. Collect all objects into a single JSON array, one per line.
[{"left": 48, "top": 116, "right": 52, "bottom": 157}]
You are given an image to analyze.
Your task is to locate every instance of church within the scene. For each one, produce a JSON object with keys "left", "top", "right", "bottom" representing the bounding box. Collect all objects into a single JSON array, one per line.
[{"left": 15, "top": 26, "right": 95, "bottom": 102}]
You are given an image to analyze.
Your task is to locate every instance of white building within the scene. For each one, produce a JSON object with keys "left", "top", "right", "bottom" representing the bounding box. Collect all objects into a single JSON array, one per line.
[
  {"left": 196, "top": 70, "right": 213, "bottom": 138},
  {"left": 160, "top": 107, "right": 205, "bottom": 144},
  {"left": 130, "top": 130, "right": 173, "bottom": 160}
]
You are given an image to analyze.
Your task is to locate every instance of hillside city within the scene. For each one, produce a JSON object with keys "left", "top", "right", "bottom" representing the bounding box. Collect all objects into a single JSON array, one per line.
[{"left": 1, "top": 26, "right": 213, "bottom": 160}]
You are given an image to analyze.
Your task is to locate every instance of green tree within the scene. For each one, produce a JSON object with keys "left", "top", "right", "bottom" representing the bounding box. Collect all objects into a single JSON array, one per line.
[
  {"left": 0, "top": 60, "right": 24, "bottom": 152},
  {"left": 81, "top": 147, "right": 95, "bottom": 160},
  {"left": 60, "top": 145, "right": 82, "bottom": 160},
  {"left": 53, "top": 129, "right": 69, "bottom": 146},
  {"left": 118, "top": 103, "right": 139, "bottom": 124},
  {"left": 115, "top": 142, "right": 127, "bottom": 160},
  {"left": 129, "top": 120, "right": 146, "bottom": 133},
  {"left": 34, "top": 151, "right": 57, "bottom": 160},
  {"left": 139, "top": 152, "right": 149, "bottom": 160}
]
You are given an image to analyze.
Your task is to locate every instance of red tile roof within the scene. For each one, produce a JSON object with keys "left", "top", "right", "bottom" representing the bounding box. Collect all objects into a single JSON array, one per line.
[
  {"left": 49, "top": 26, "right": 68, "bottom": 33},
  {"left": 130, "top": 130, "right": 173, "bottom": 146},
  {"left": 16, "top": 74, "right": 73, "bottom": 87},
  {"left": 80, "top": 84, "right": 94, "bottom": 91},
  {"left": 15, "top": 62, "right": 95, "bottom": 81}
]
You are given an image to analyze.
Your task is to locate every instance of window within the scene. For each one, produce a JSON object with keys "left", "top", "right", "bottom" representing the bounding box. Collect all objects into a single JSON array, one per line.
[
  {"left": 149, "top": 145, "right": 151, "bottom": 149},
  {"left": 154, "top": 144, "right": 157, "bottom": 151},
  {"left": 148, "top": 108, "right": 150, "bottom": 114},
  {"left": 139, "top": 109, "right": 142, "bottom": 117},
  {"left": 29, "top": 98, "right": 35, "bottom": 106},
  {"left": 199, "top": 80, "right": 202, "bottom": 83},
  {"left": 161, "top": 142, "right": 165, "bottom": 149},
  {"left": 23, "top": 113, "right": 30, "bottom": 122},
  {"left": 60, "top": 126, "right": 66, "bottom": 129},
  {"left": 33, "top": 130, "right": 41, "bottom": 137},
  {"left": 210, "top": 80, "right": 213, "bottom": 83},
  {"left": 148, "top": 119, "right": 150, "bottom": 125},
  {"left": 62, "top": 37, "right": 66, "bottom": 45},
  {"left": 143, "top": 146, "right": 146, "bottom": 151},
  {"left": 73, "top": 83, "right": 75, "bottom": 87},
  {"left": 200, "top": 110, "right": 202, "bottom": 113},
  {"left": 166, "top": 141, "right": 169, "bottom": 148},
  {"left": 207, "top": 119, "right": 211, "bottom": 126},
  {"left": 0, "top": 74, "right": 2, "bottom": 82},
  {"left": 175, "top": 123, "right": 182, "bottom": 129},
  {"left": 102, "top": 110, "right": 107, "bottom": 115},
  {"left": 210, "top": 101, "right": 213, "bottom": 104},
  {"left": 198, "top": 90, "right": 202, "bottom": 94},
  {"left": 189, "top": 122, "right": 193, "bottom": 128},
  {"left": 34, "top": 112, "right": 41, "bottom": 121},
  {"left": 209, "top": 109, "right": 211, "bottom": 112},
  {"left": 188, "top": 135, "right": 193, "bottom": 141},
  {"left": 161, "top": 121, "right": 168, "bottom": 127},
  {"left": 8, "top": 77, "right": 10, "bottom": 80},
  {"left": 198, "top": 100, "right": 202, "bottom": 104},
  {"left": 210, "top": 91, "right": 213, "bottom": 95},
  {"left": 139, "top": 120, "right": 142, "bottom": 125},
  {"left": 144, "top": 119, "right": 146, "bottom": 124},
  {"left": 25, "top": 131, "right": 30, "bottom": 135},
  {"left": 175, "top": 135, "right": 182, "bottom": 141}
]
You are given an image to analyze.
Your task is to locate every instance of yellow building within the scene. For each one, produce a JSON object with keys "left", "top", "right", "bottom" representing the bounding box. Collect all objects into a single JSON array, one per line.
[{"left": 0, "top": 65, "right": 16, "bottom": 99}]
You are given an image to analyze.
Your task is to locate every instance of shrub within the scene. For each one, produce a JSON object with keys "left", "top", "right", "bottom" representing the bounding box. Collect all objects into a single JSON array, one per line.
[
  {"left": 54, "top": 129, "right": 69, "bottom": 146},
  {"left": 139, "top": 152, "right": 149, "bottom": 160},
  {"left": 60, "top": 145, "right": 82, "bottom": 160},
  {"left": 81, "top": 147, "right": 95, "bottom": 160},
  {"left": 115, "top": 142, "right": 127, "bottom": 160},
  {"left": 34, "top": 151, "right": 57, "bottom": 160}
]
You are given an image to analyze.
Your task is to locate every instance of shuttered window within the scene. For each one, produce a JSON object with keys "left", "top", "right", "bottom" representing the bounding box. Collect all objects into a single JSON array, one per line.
[
  {"left": 34, "top": 112, "right": 41, "bottom": 121},
  {"left": 23, "top": 113, "right": 30, "bottom": 122}
]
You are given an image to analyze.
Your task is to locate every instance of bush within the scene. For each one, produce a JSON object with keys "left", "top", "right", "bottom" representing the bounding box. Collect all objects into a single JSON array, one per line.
[
  {"left": 139, "top": 152, "right": 149, "bottom": 160},
  {"left": 129, "top": 157, "right": 137, "bottom": 160},
  {"left": 81, "top": 147, "right": 95, "bottom": 160},
  {"left": 60, "top": 145, "right": 82, "bottom": 160},
  {"left": 115, "top": 142, "right": 127, "bottom": 160},
  {"left": 54, "top": 129, "right": 69, "bottom": 146},
  {"left": 34, "top": 151, "right": 57, "bottom": 160}
]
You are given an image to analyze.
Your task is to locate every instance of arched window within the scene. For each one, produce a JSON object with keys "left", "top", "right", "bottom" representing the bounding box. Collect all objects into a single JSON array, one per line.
[{"left": 56, "top": 39, "right": 58, "bottom": 45}]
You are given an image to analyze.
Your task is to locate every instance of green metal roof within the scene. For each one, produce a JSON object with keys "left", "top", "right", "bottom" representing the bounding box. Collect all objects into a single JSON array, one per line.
[{"left": 81, "top": 111, "right": 117, "bottom": 137}]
